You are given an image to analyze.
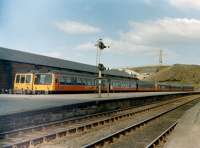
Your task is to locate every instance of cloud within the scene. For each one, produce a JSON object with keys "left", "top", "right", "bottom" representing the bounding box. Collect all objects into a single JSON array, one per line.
[
  {"left": 169, "top": 0, "right": 200, "bottom": 10},
  {"left": 55, "top": 21, "right": 101, "bottom": 34},
  {"left": 126, "top": 18, "right": 200, "bottom": 46},
  {"left": 74, "top": 42, "right": 95, "bottom": 51},
  {"left": 75, "top": 18, "right": 200, "bottom": 63}
]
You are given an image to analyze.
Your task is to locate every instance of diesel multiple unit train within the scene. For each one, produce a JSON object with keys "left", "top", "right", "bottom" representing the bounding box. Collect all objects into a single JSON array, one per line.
[{"left": 13, "top": 71, "right": 194, "bottom": 94}]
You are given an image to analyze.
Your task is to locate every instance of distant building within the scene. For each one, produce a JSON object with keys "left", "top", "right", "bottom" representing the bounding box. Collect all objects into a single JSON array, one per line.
[
  {"left": 117, "top": 68, "right": 153, "bottom": 80},
  {"left": 0, "top": 47, "right": 134, "bottom": 90},
  {"left": 117, "top": 68, "right": 140, "bottom": 79},
  {"left": 138, "top": 73, "right": 152, "bottom": 80}
]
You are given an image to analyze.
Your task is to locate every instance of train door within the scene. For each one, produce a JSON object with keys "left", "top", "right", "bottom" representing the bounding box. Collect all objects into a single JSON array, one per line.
[
  {"left": 19, "top": 74, "right": 26, "bottom": 91},
  {"left": 25, "top": 74, "right": 34, "bottom": 93}
]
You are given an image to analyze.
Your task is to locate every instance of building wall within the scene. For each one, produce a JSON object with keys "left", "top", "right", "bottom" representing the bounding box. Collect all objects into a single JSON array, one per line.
[
  {"left": 0, "top": 60, "right": 61, "bottom": 90},
  {"left": 0, "top": 60, "right": 12, "bottom": 89}
]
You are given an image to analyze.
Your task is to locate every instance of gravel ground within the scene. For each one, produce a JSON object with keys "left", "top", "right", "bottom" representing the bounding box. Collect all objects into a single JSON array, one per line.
[
  {"left": 37, "top": 95, "right": 199, "bottom": 148},
  {"left": 1, "top": 96, "right": 187, "bottom": 146},
  {"left": 164, "top": 101, "right": 200, "bottom": 148},
  {"left": 109, "top": 98, "right": 200, "bottom": 148}
]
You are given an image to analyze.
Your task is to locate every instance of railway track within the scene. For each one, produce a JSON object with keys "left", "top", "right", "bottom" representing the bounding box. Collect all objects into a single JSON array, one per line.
[
  {"left": 0, "top": 95, "right": 185, "bottom": 139},
  {"left": 145, "top": 121, "right": 177, "bottom": 148},
  {"left": 1, "top": 95, "right": 199, "bottom": 148},
  {"left": 82, "top": 96, "right": 200, "bottom": 148}
]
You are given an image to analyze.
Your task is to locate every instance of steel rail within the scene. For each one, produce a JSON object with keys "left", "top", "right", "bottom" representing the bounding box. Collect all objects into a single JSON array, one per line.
[
  {"left": 81, "top": 97, "right": 199, "bottom": 148},
  {"left": 0, "top": 95, "right": 189, "bottom": 138},
  {"left": 145, "top": 121, "right": 178, "bottom": 148},
  {"left": 2, "top": 96, "right": 198, "bottom": 148}
]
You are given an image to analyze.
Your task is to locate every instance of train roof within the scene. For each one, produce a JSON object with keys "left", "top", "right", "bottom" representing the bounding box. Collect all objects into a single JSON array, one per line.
[
  {"left": 158, "top": 82, "right": 193, "bottom": 87},
  {"left": 0, "top": 47, "right": 135, "bottom": 79}
]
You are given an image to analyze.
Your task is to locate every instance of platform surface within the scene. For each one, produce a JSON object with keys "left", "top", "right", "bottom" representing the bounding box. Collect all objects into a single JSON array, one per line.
[
  {"left": 0, "top": 92, "right": 183, "bottom": 116},
  {"left": 164, "top": 100, "right": 200, "bottom": 148}
]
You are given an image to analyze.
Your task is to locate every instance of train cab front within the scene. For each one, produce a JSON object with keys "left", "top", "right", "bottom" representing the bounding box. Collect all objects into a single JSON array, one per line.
[
  {"left": 33, "top": 73, "right": 55, "bottom": 94},
  {"left": 14, "top": 73, "right": 34, "bottom": 94}
]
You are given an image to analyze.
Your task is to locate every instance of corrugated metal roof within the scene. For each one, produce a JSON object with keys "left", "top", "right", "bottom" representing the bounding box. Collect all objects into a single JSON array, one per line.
[
  {"left": 0, "top": 47, "right": 133, "bottom": 78},
  {"left": 0, "top": 47, "right": 98, "bottom": 73}
]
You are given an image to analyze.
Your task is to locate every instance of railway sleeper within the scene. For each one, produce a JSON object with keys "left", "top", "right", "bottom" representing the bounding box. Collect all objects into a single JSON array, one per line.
[
  {"left": 57, "top": 131, "right": 67, "bottom": 138},
  {"left": 45, "top": 134, "right": 57, "bottom": 142},
  {"left": 31, "top": 137, "right": 44, "bottom": 146},
  {"left": 1, "top": 96, "right": 182, "bottom": 140},
  {"left": 68, "top": 128, "right": 76, "bottom": 134},
  {"left": 4, "top": 97, "right": 197, "bottom": 148}
]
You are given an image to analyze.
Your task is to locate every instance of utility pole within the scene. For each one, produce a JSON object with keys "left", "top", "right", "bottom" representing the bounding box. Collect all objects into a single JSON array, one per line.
[
  {"left": 159, "top": 49, "right": 163, "bottom": 65},
  {"left": 95, "top": 39, "right": 109, "bottom": 98}
]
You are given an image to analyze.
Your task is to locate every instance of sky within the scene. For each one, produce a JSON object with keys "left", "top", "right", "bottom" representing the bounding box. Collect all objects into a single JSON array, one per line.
[{"left": 0, "top": 0, "right": 200, "bottom": 68}]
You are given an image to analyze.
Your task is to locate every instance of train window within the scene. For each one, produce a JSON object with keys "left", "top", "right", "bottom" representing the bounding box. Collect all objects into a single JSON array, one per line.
[
  {"left": 79, "top": 78, "right": 84, "bottom": 85},
  {"left": 88, "top": 79, "right": 92, "bottom": 85},
  {"left": 70, "top": 77, "right": 76, "bottom": 84},
  {"left": 89, "top": 80, "right": 93, "bottom": 85},
  {"left": 35, "top": 74, "right": 52, "bottom": 84},
  {"left": 20, "top": 75, "right": 25, "bottom": 83},
  {"left": 92, "top": 80, "right": 95, "bottom": 86},
  {"left": 84, "top": 78, "right": 88, "bottom": 85},
  {"left": 26, "top": 75, "right": 31, "bottom": 83},
  {"left": 119, "top": 81, "right": 121, "bottom": 87},
  {"left": 84, "top": 79, "right": 87, "bottom": 85},
  {"left": 59, "top": 76, "right": 71, "bottom": 84},
  {"left": 16, "top": 75, "right": 20, "bottom": 83},
  {"left": 59, "top": 76, "right": 65, "bottom": 85},
  {"left": 86, "top": 79, "right": 90, "bottom": 85},
  {"left": 66, "top": 77, "right": 71, "bottom": 83},
  {"left": 77, "top": 77, "right": 82, "bottom": 84}
]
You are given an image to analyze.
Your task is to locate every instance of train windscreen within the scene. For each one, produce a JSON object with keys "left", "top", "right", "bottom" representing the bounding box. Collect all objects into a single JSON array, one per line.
[{"left": 34, "top": 74, "right": 52, "bottom": 85}]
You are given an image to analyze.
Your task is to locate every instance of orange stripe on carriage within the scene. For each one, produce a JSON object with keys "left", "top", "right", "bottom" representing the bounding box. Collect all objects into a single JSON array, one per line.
[
  {"left": 55, "top": 85, "right": 97, "bottom": 92},
  {"left": 111, "top": 87, "right": 137, "bottom": 91}
]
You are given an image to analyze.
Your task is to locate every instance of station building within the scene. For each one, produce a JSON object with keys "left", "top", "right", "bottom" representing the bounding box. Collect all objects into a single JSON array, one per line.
[{"left": 0, "top": 47, "right": 133, "bottom": 90}]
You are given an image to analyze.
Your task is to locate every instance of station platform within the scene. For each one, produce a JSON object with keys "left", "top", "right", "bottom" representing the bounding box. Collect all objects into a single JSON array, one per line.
[
  {"left": 164, "top": 100, "right": 200, "bottom": 148},
  {"left": 0, "top": 92, "right": 184, "bottom": 116},
  {"left": 0, "top": 91, "right": 198, "bottom": 134}
]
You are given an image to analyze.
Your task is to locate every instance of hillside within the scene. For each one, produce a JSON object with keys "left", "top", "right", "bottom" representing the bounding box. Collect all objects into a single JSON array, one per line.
[
  {"left": 130, "top": 65, "right": 170, "bottom": 74},
  {"left": 144, "top": 64, "right": 200, "bottom": 88}
]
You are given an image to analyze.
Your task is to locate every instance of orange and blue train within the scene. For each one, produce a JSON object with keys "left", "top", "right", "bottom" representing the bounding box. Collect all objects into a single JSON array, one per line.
[{"left": 13, "top": 71, "right": 194, "bottom": 94}]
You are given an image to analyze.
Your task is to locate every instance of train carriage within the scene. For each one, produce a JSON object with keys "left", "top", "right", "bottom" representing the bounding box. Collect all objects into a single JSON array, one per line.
[
  {"left": 110, "top": 79, "right": 137, "bottom": 92},
  {"left": 158, "top": 83, "right": 171, "bottom": 92},
  {"left": 13, "top": 71, "right": 194, "bottom": 94},
  {"left": 137, "top": 81, "right": 155, "bottom": 92},
  {"left": 183, "top": 85, "right": 194, "bottom": 91},
  {"left": 33, "top": 72, "right": 97, "bottom": 94}
]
